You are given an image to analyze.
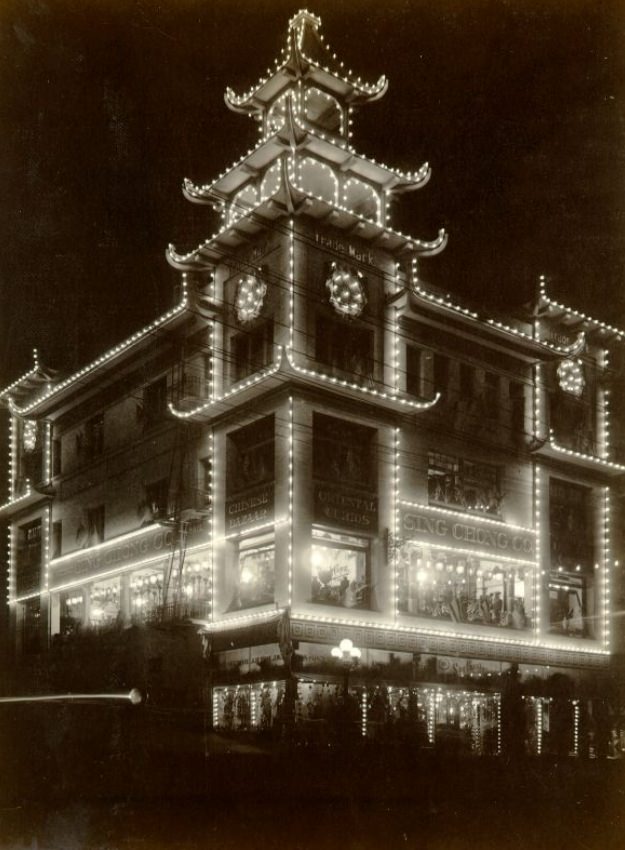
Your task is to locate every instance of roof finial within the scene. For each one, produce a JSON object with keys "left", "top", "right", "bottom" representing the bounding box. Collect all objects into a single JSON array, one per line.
[{"left": 289, "top": 9, "right": 321, "bottom": 33}]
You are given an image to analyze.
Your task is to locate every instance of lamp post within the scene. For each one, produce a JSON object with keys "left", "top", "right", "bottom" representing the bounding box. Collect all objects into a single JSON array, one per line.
[{"left": 331, "top": 638, "right": 361, "bottom": 732}]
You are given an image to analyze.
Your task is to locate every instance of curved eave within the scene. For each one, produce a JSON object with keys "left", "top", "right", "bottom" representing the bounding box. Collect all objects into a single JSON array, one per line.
[
  {"left": 184, "top": 126, "right": 429, "bottom": 206},
  {"left": 12, "top": 305, "right": 192, "bottom": 419},
  {"left": 167, "top": 188, "right": 447, "bottom": 271},
  {"left": 171, "top": 346, "right": 439, "bottom": 423},
  {"left": 536, "top": 297, "right": 625, "bottom": 345},
  {"left": 402, "top": 291, "right": 562, "bottom": 363},
  {"left": 0, "top": 367, "right": 57, "bottom": 406}
]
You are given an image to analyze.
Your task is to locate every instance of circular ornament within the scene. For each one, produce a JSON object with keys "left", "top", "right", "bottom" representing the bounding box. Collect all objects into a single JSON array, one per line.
[
  {"left": 557, "top": 359, "right": 585, "bottom": 397},
  {"left": 325, "top": 266, "right": 366, "bottom": 318},
  {"left": 235, "top": 273, "right": 267, "bottom": 323}
]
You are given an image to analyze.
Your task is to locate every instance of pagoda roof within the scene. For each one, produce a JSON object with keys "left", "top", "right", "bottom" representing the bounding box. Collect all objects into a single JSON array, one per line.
[
  {"left": 0, "top": 350, "right": 58, "bottom": 407},
  {"left": 532, "top": 278, "right": 625, "bottom": 344},
  {"left": 225, "top": 10, "right": 387, "bottom": 117},
  {"left": 168, "top": 158, "right": 446, "bottom": 271},
  {"left": 183, "top": 102, "right": 429, "bottom": 206}
]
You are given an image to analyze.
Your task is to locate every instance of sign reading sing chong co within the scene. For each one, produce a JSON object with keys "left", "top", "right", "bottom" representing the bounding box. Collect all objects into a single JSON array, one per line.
[{"left": 399, "top": 505, "right": 535, "bottom": 559}]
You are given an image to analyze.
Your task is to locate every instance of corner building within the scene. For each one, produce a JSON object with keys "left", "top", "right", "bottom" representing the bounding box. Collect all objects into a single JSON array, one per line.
[{"left": 2, "top": 10, "right": 624, "bottom": 758}]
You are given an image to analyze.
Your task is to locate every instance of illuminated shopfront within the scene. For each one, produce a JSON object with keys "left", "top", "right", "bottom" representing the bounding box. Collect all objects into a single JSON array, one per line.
[{"left": 310, "top": 528, "right": 371, "bottom": 608}]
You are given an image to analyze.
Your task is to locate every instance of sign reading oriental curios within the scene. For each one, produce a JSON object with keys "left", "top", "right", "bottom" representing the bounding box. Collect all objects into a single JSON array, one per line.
[
  {"left": 399, "top": 506, "right": 535, "bottom": 559},
  {"left": 314, "top": 484, "right": 378, "bottom": 532}
]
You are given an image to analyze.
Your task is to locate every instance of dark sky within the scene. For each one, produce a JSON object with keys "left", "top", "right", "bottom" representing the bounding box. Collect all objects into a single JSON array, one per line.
[{"left": 1, "top": 0, "right": 625, "bottom": 388}]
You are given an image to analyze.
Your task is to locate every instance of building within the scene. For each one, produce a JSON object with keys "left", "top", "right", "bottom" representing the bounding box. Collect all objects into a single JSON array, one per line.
[{"left": 1, "top": 9, "right": 624, "bottom": 758}]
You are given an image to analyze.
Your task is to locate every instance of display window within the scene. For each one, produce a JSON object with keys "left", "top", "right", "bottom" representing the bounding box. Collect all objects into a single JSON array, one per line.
[
  {"left": 432, "top": 689, "right": 499, "bottom": 755},
  {"left": 60, "top": 590, "right": 85, "bottom": 636},
  {"left": 130, "top": 566, "right": 163, "bottom": 620},
  {"left": 398, "top": 543, "right": 531, "bottom": 630},
  {"left": 228, "top": 534, "right": 275, "bottom": 611},
  {"left": 89, "top": 576, "right": 121, "bottom": 627},
  {"left": 428, "top": 452, "right": 503, "bottom": 517},
  {"left": 549, "top": 573, "right": 590, "bottom": 637},
  {"left": 213, "top": 682, "right": 285, "bottom": 731},
  {"left": 310, "top": 528, "right": 371, "bottom": 608}
]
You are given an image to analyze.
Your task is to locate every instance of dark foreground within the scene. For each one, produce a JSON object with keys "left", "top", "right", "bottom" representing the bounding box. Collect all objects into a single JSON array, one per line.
[
  {"left": 0, "top": 703, "right": 623, "bottom": 850},
  {"left": 0, "top": 748, "right": 623, "bottom": 850}
]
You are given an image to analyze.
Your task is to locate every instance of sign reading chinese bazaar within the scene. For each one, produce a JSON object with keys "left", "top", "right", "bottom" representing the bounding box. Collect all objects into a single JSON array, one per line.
[
  {"left": 225, "top": 483, "right": 275, "bottom": 534},
  {"left": 399, "top": 505, "right": 535, "bottom": 559},
  {"left": 314, "top": 484, "right": 378, "bottom": 532}
]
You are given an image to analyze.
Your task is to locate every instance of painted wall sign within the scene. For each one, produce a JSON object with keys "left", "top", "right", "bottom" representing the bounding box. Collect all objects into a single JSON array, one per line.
[
  {"left": 225, "top": 483, "right": 275, "bottom": 534},
  {"left": 314, "top": 483, "right": 378, "bottom": 532},
  {"left": 399, "top": 505, "right": 535, "bottom": 559},
  {"left": 314, "top": 231, "right": 376, "bottom": 266}
]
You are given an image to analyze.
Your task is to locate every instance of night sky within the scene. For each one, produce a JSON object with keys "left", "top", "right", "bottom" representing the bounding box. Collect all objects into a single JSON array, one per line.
[{"left": 1, "top": 0, "right": 624, "bottom": 388}]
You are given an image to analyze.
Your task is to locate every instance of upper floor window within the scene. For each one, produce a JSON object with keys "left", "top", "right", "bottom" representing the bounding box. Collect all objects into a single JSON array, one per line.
[
  {"left": 143, "top": 377, "right": 168, "bottom": 429},
  {"left": 406, "top": 346, "right": 448, "bottom": 399},
  {"left": 228, "top": 533, "right": 275, "bottom": 611},
  {"left": 77, "top": 505, "right": 105, "bottom": 548},
  {"left": 85, "top": 414, "right": 104, "bottom": 460},
  {"left": 16, "top": 519, "right": 42, "bottom": 597},
  {"left": 428, "top": 452, "right": 503, "bottom": 517},
  {"left": 140, "top": 479, "right": 170, "bottom": 525},
  {"left": 232, "top": 321, "right": 274, "bottom": 383},
  {"left": 313, "top": 413, "right": 376, "bottom": 492},
  {"left": 549, "top": 358, "right": 596, "bottom": 456},
  {"left": 52, "top": 520, "right": 62, "bottom": 559},
  {"left": 315, "top": 316, "right": 373, "bottom": 384}
]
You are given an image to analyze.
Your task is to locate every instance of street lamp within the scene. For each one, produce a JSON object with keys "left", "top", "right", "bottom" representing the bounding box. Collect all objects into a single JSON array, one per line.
[{"left": 331, "top": 637, "right": 362, "bottom": 711}]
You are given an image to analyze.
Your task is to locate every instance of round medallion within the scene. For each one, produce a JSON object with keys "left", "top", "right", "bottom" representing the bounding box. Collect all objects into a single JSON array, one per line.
[
  {"left": 325, "top": 266, "right": 366, "bottom": 318},
  {"left": 235, "top": 273, "right": 267, "bottom": 323},
  {"left": 557, "top": 359, "right": 585, "bottom": 397}
]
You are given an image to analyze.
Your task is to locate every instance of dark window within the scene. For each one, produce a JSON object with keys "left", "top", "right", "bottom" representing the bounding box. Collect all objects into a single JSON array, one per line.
[
  {"left": 315, "top": 316, "right": 374, "bottom": 383},
  {"left": 509, "top": 381, "right": 525, "bottom": 434},
  {"left": 143, "top": 377, "right": 168, "bottom": 428},
  {"left": 52, "top": 521, "right": 62, "bottom": 559},
  {"left": 52, "top": 439, "right": 62, "bottom": 476},
  {"left": 226, "top": 416, "right": 275, "bottom": 497},
  {"left": 484, "top": 372, "right": 499, "bottom": 410},
  {"left": 459, "top": 363, "right": 474, "bottom": 397},
  {"left": 232, "top": 321, "right": 273, "bottom": 383},
  {"left": 144, "top": 479, "right": 169, "bottom": 523},
  {"left": 198, "top": 457, "right": 212, "bottom": 510},
  {"left": 549, "top": 479, "right": 593, "bottom": 572},
  {"left": 406, "top": 346, "right": 424, "bottom": 396},
  {"left": 428, "top": 452, "right": 502, "bottom": 516},
  {"left": 313, "top": 413, "right": 376, "bottom": 491},
  {"left": 87, "top": 505, "right": 105, "bottom": 545},
  {"left": 16, "top": 520, "right": 42, "bottom": 596},
  {"left": 433, "top": 354, "right": 449, "bottom": 394},
  {"left": 85, "top": 414, "right": 104, "bottom": 459}
]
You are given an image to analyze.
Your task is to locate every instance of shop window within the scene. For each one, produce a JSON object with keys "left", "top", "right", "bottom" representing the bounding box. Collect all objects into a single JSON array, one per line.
[
  {"left": 428, "top": 452, "right": 503, "bottom": 517},
  {"left": 397, "top": 542, "right": 531, "bottom": 631},
  {"left": 232, "top": 321, "right": 273, "bottom": 383},
  {"left": 89, "top": 577, "right": 121, "bottom": 628},
  {"left": 310, "top": 528, "right": 371, "bottom": 609},
  {"left": 61, "top": 590, "right": 84, "bottom": 637},
  {"left": 432, "top": 690, "right": 500, "bottom": 755},
  {"left": 21, "top": 598, "right": 41, "bottom": 654},
  {"left": 214, "top": 682, "right": 285, "bottom": 731},
  {"left": 315, "top": 316, "right": 374, "bottom": 384},
  {"left": 228, "top": 534, "right": 275, "bottom": 611},
  {"left": 85, "top": 414, "right": 104, "bottom": 459},
  {"left": 52, "top": 520, "right": 62, "bottom": 559},
  {"left": 16, "top": 519, "right": 42, "bottom": 596},
  {"left": 131, "top": 567, "right": 163, "bottom": 621},
  {"left": 143, "top": 377, "right": 168, "bottom": 429},
  {"left": 86, "top": 505, "right": 105, "bottom": 546}
]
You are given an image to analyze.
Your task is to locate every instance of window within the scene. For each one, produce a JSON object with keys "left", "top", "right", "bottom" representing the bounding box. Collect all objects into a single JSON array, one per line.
[
  {"left": 398, "top": 543, "right": 530, "bottom": 631},
  {"left": 143, "top": 377, "right": 168, "bottom": 429},
  {"left": 313, "top": 413, "right": 376, "bottom": 491},
  {"left": 428, "top": 452, "right": 502, "bottom": 516},
  {"left": 406, "top": 346, "right": 426, "bottom": 397},
  {"left": 311, "top": 528, "right": 371, "bottom": 609},
  {"left": 86, "top": 505, "right": 105, "bottom": 546},
  {"left": 228, "top": 534, "right": 275, "bottom": 611},
  {"left": 232, "top": 321, "right": 273, "bottom": 383},
  {"left": 509, "top": 381, "right": 525, "bottom": 435},
  {"left": 16, "top": 520, "right": 42, "bottom": 596},
  {"left": 52, "top": 439, "right": 62, "bottom": 476},
  {"left": 548, "top": 478, "right": 594, "bottom": 638},
  {"left": 85, "top": 414, "right": 104, "bottom": 459},
  {"left": 52, "top": 520, "right": 62, "bottom": 559},
  {"left": 142, "top": 479, "right": 170, "bottom": 524},
  {"left": 484, "top": 372, "right": 499, "bottom": 411},
  {"left": 315, "top": 316, "right": 374, "bottom": 383},
  {"left": 459, "top": 363, "right": 474, "bottom": 398}
]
